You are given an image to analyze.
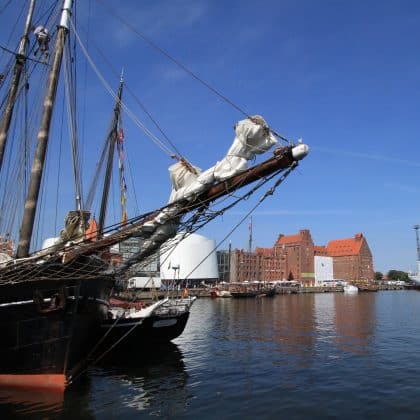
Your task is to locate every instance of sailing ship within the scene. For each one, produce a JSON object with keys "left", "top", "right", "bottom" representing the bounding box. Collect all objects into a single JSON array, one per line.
[{"left": 0, "top": 0, "right": 309, "bottom": 391}]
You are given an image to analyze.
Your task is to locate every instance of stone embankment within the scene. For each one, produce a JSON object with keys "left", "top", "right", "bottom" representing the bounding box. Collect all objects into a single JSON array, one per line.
[{"left": 120, "top": 283, "right": 408, "bottom": 299}]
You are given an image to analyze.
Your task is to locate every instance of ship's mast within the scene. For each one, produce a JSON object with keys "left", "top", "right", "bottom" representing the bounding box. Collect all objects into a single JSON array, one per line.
[
  {"left": 0, "top": 0, "right": 36, "bottom": 171},
  {"left": 248, "top": 216, "right": 253, "bottom": 253},
  {"left": 97, "top": 74, "right": 124, "bottom": 239},
  {"left": 16, "top": 0, "right": 73, "bottom": 258},
  {"left": 414, "top": 225, "right": 420, "bottom": 272}
]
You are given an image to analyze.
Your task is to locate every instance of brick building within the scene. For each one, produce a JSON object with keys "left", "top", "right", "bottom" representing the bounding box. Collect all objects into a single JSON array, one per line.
[
  {"left": 219, "top": 230, "right": 374, "bottom": 285},
  {"left": 230, "top": 249, "right": 263, "bottom": 283},
  {"left": 274, "top": 229, "right": 315, "bottom": 285},
  {"left": 255, "top": 246, "right": 287, "bottom": 282},
  {"left": 326, "top": 233, "right": 374, "bottom": 282}
]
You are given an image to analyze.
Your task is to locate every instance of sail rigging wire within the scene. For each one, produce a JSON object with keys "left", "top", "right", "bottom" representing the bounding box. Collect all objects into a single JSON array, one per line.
[
  {"left": 0, "top": 155, "right": 296, "bottom": 284},
  {"left": 85, "top": 135, "right": 111, "bottom": 210},
  {"left": 181, "top": 164, "right": 298, "bottom": 283},
  {"left": 63, "top": 40, "right": 84, "bottom": 211},
  {"left": 0, "top": 64, "right": 49, "bottom": 238},
  {"left": 95, "top": 0, "right": 250, "bottom": 119},
  {"left": 0, "top": 0, "right": 13, "bottom": 14},
  {"left": 68, "top": 18, "right": 176, "bottom": 159},
  {"left": 88, "top": 39, "right": 186, "bottom": 162},
  {"left": 1, "top": 0, "right": 26, "bottom": 52},
  {"left": 54, "top": 93, "right": 65, "bottom": 234},
  {"left": 117, "top": 162, "right": 294, "bottom": 276},
  {"left": 95, "top": 0, "right": 292, "bottom": 145},
  {"left": 68, "top": 168, "right": 297, "bottom": 382}
]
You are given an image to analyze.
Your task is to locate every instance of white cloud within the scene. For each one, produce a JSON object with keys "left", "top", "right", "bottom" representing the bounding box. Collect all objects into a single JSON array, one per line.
[{"left": 118, "top": 0, "right": 209, "bottom": 40}]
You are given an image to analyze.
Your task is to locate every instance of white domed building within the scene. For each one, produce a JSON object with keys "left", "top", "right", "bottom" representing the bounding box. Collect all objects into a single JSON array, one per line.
[{"left": 160, "top": 233, "right": 218, "bottom": 287}]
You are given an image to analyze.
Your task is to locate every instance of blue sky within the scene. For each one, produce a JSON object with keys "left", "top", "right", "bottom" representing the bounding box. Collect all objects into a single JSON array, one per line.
[{"left": 1, "top": 0, "right": 419, "bottom": 273}]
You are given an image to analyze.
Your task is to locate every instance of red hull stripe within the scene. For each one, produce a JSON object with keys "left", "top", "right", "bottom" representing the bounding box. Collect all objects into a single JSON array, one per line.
[{"left": 0, "top": 374, "right": 66, "bottom": 392}]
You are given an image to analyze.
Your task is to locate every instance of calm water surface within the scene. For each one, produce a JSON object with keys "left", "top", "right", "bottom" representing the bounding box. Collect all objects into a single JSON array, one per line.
[{"left": 1, "top": 291, "right": 420, "bottom": 419}]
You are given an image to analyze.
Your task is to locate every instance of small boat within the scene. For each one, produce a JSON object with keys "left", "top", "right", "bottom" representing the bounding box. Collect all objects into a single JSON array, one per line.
[
  {"left": 97, "top": 296, "right": 197, "bottom": 358},
  {"left": 210, "top": 287, "right": 232, "bottom": 298},
  {"left": 343, "top": 283, "right": 358, "bottom": 294},
  {"left": 355, "top": 283, "right": 378, "bottom": 292}
]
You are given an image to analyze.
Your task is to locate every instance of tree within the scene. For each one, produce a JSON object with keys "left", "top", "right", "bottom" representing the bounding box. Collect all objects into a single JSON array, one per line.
[
  {"left": 387, "top": 270, "right": 410, "bottom": 282},
  {"left": 374, "top": 272, "right": 383, "bottom": 280}
]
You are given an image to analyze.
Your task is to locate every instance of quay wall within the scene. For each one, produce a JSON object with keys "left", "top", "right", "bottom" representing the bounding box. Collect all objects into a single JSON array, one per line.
[{"left": 121, "top": 284, "right": 408, "bottom": 300}]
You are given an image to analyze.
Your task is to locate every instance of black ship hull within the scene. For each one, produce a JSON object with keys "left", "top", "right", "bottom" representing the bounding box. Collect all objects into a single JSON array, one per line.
[
  {"left": 0, "top": 275, "right": 113, "bottom": 391},
  {"left": 230, "top": 287, "right": 276, "bottom": 298},
  {"left": 99, "top": 311, "right": 190, "bottom": 355}
]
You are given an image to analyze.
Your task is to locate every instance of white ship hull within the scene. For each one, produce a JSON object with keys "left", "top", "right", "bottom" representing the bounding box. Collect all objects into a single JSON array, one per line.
[{"left": 409, "top": 274, "right": 420, "bottom": 285}]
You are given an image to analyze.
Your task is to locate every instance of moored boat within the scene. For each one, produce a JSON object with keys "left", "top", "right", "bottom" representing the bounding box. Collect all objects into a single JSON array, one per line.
[
  {"left": 343, "top": 283, "right": 358, "bottom": 294},
  {"left": 229, "top": 281, "right": 276, "bottom": 298},
  {"left": 210, "top": 287, "right": 232, "bottom": 298},
  {"left": 96, "top": 296, "right": 196, "bottom": 359}
]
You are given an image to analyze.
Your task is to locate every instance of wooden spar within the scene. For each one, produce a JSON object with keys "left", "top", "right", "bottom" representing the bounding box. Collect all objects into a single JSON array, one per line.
[
  {"left": 16, "top": 0, "right": 73, "bottom": 258},
  {"left": 97, "top": 77, "right": 124, "bottom": 238},
  {"left": 203, "top": 146, "right": 294, "bottom": 201},
  {"left": 0, "top": 0, "right": 36, "bottom": 171},
  {"left": 60, "top": 146, "right": 296, "bottom": 259}
]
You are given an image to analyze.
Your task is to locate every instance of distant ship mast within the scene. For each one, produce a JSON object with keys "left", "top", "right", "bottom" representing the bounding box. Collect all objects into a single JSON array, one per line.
[
  {"left": 414, "top": 225, "right": 420, "bottom": 273},
  {"left": 248, "top": 216, "right": 253, "bottom": 253}
]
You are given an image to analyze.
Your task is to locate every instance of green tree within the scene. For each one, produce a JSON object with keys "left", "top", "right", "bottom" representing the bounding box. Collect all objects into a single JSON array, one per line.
[
  {"left": 387, "top": 270, "right": 410, "bottom": 282},
  {"left": 374, "top": 271, "right": 383, "bottom": 280}
]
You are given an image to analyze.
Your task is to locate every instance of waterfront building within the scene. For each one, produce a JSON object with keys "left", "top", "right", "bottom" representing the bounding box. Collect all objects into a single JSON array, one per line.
[
  {"left": 326, "top": 233, "right": 374, "bottom": 282},
  {"left": 217, "top": 250, "right": 231, "bottom": 283},
  {"left": 314, "top": 256, "right": 334, "bottom": 285},
  {"left": 229, "top": 249, "right": 262, "bottom": 283},
  {"left": 117, "top": 236, "right": 159, "bottom": 275},
  {"left": 273, "top": 229, "right": 315, "bottom": 285},
  {"left": 216, "top": 230, "right": 374, "bottom": 285},
  {"left": 256, "top": 246, "right": 287, "bottom": 281}
]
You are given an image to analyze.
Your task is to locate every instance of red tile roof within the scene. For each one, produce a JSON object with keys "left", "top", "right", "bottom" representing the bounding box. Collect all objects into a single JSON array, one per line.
[
  {"left": 275, "top": 234, "right": 301, "bottom": 245},
  {"left": 314, "top": 245, "right": 327, "bottom": 255},
  {"left": 255, "top": 247, "right": 273, "bottom": 257},
  {"left": 327, "top": 233, "right": 364, "bottom": 257}
]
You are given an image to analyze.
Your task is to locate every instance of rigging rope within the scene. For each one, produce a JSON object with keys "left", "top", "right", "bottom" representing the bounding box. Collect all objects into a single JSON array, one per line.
[
  {"left": 69, "top": 18, "right": 177, "bottom": 159},
  {"left": 88, "top": 40, "right": 186, "bottom": 162},
  {"left": 67, "top": 166, "right": 298, "bottom": 382},
  {"left": 95, "top": 0, "right": 292, "bottom": 145},
  {"left": 63, "top": 41, "right": 84, "bottom": 210},
  {"left": 0, "top": 0, "right": 13, "bottom": 14},
  {"left": 181, "top": 163, "right": 298, "bottom": 283}
]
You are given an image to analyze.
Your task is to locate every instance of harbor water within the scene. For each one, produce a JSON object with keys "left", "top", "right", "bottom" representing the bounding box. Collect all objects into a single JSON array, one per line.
[{"left": 1, "top": 290, "right": 420, "bottom": 419}]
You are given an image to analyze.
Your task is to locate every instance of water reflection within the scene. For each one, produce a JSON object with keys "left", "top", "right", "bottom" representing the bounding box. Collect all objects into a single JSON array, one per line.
[
  {"left": 87, "top": 343, "right": 190, "bottom": 417},
  {"left": 333, "top": 293, "right": 376, "bottom": 354},
  {"left": 0, "top": 387, "right": 64, "bottom": 418},
  {"left": 209, "top": 293, "right": 376, "bottom": 365},
  {"left": 0, "top": 343, "right": 190, "bottom": 418},
  {"left": 0, "top": 293, "right": 382, "bottom": 418}
]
